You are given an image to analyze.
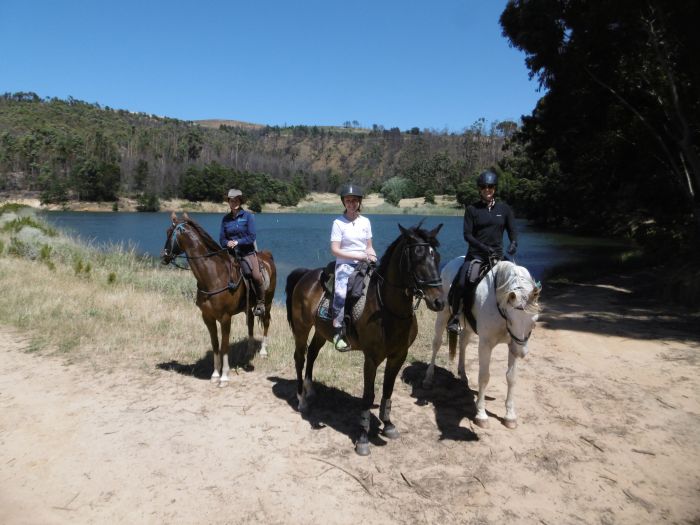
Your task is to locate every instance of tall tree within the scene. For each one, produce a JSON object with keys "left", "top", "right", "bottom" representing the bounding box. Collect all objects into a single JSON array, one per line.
[{"left": 501, "top": 0, "right": 700, "bottom": 247}]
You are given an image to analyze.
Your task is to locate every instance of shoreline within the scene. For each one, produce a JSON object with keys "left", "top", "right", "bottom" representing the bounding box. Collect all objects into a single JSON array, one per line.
[{"left": 0, "top": 191, "right": 464, "bottom": 216}]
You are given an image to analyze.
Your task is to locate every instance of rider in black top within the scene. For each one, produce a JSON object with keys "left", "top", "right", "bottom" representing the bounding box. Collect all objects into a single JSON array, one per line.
[{"left": 447, "top": 170, "right": 519, "bottom": 334}]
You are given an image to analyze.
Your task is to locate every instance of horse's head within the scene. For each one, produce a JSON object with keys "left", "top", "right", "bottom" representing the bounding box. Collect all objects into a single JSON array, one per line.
[
  {"left": 496, "top": 263, "right": 542, "bottom": 357},
  {"left": 397, "top": 222, "right": 445, "bottom": 311},
  {"left": 161, "top": 212, "right": 186, "bottom": 265}
]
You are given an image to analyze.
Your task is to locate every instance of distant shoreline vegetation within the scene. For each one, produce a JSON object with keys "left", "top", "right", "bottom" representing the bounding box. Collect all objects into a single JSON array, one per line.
[{"left": 0, "top": 191, "right": 465, "bottom": 216}]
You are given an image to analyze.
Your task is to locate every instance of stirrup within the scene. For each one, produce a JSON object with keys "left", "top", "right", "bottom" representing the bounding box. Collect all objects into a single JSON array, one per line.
[
  {"left": 446, "top": 316, "right": 463, "bottom": 335},
  {"left": 333, "top": 333, "right": 350, "bottom": 352}
]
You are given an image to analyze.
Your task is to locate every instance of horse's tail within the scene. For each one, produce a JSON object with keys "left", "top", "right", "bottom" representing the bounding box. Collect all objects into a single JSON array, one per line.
[
  {"left": 285, "top": 268, "right": 309, "bottom": 330},
  {"left": 448, "top": 331, "right": 457, "bottom": 361}
]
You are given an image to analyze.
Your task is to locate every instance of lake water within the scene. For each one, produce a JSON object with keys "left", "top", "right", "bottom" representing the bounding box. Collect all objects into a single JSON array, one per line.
[{"left": 40, "top": 211, "right": 628, "bottom": 301}]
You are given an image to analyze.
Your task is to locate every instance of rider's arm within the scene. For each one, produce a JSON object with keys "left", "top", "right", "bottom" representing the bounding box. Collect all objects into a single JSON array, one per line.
[
  {"left": 365, "top": 238, "right": 377, "bottom": 262},
  {"left": 219, "top": 216, "right": 228, "bottom": 248},
  {"left": 505, "top": 205, "right": 518, "bottom": 245}
]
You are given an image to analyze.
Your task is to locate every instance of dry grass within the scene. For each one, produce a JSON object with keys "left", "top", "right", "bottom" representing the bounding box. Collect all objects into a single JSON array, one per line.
[{"left": 0, "top": 210, "right": 454, "bottom": 394}]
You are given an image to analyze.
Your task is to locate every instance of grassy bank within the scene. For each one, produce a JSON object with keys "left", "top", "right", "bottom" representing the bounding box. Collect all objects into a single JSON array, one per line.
[{"left": 0, "top": 205, "right": 451, "bottom": 392}]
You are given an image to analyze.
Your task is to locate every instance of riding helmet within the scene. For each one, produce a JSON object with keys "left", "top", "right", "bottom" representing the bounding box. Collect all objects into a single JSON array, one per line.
[
  {"left": 338, "top": 183, "right": 364, "bottom": 202},
  {"left": 476, "top": 170, "right": 498, "bottom": 187}
]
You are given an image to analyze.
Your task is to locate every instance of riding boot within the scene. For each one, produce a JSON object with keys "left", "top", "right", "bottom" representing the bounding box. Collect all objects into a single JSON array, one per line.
[
  {"left": 447, "top": 283, "right": 463, "bottom": 335},
  {"left": 252, "top": 279, "right": 265, "bottom": 317},
  {"left": 333, "top": 327, "right": 350, "bottom": 352}
]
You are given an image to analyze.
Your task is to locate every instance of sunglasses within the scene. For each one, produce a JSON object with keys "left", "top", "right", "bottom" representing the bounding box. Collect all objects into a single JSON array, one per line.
[{"left": 479, "top": 184, "right": 496, "bottom": 189}]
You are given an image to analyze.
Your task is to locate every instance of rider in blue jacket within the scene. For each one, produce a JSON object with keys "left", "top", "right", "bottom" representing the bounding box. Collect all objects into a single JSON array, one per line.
[{"left": 220, "top": 189, "right": 265, "bottom": 316}]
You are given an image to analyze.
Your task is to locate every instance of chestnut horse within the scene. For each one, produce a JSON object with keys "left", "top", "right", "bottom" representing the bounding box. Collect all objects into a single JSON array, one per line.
[
  {"left": 285, "top": 223, "right": 445, "bottom": 455},
  {"left": 161, "top": 212, "right": 276, "bottom": 386}
]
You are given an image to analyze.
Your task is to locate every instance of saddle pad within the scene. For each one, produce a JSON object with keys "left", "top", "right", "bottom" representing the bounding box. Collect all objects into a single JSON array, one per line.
[{"left": 317, "top": 294, "right": 333, "bottom": 320}]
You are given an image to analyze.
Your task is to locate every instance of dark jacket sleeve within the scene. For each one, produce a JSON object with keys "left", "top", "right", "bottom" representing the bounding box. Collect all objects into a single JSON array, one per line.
[
  {"left": 239, "top": 211, "right": 257, "bottom": 246},
  {"left": 219, "top": 216, "right": 228, "bottom": 248},
  {"left": 504, "top": 204, "right": 518, "bottom": 244}
]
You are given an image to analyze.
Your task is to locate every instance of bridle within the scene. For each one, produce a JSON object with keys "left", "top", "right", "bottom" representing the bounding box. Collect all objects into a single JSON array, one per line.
[
  {"left": 162, "top": 221, "right": 242, "bottom": 296},
  {"left": 493, "top": 265, "right": 537, "bottom": 347},
  {"left": 376, "top": 238, "right": 442, "bottom": 316}
]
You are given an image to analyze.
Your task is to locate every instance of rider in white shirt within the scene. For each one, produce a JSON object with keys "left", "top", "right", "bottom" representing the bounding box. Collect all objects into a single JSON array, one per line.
[{"left": 330, "top": 184, "right": 377, "bottom": 350}]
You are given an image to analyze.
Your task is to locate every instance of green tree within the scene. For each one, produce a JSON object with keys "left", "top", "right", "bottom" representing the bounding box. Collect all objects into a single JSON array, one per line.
[{"left": 500, "top": 0, "right": 700, "bottom": 247}]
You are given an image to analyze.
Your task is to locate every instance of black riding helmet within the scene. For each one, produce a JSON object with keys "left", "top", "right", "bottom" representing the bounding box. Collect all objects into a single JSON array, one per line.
[
  {"left": 477, "top": 170, "right": 498, "bottom": 187},
  {"left": 339, "top": 183, "right": 364, "bottom": 202}
]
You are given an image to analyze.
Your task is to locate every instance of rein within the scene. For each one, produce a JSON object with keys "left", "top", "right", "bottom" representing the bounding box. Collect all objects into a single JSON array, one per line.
[
  {"left": 375, "top": 239, "right": 442, "bottom": 318},
  {"left": 165, "top": 222, "right": 242, "bottom": 297}
]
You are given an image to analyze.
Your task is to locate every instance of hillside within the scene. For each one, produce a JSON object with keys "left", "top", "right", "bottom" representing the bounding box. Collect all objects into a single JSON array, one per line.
[{"left": 0, "top": 92, "right": 516, "bottom": 207}]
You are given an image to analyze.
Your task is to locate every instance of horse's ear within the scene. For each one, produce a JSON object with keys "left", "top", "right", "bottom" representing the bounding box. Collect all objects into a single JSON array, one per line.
[
  {"left": 428, "top": 223, "right": 443, "bottom": 238},
  {"left": 170, "top": 211, "right": 177, "bottom": 224},
  {"left": 398, "top": 224, "right": 408, "bottom": 236},
  {"left": 183, "top": 212, "right": 190, "bottom": 221}
]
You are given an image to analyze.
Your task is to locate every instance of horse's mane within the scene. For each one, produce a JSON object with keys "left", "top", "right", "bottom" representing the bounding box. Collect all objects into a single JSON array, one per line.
[
  {"left": 494, "top": 261, "right": 541, "bottom": 313},
  {"left": 377, "top": 222, "right": 440, "bottom": 276},
  {"left": 183, "top": 217, "right": 223, "bottom": 253}
]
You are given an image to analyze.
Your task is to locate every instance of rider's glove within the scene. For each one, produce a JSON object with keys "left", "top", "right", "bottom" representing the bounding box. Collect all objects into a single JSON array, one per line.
[{"left": 507, "top": 242, "right": 517, "bottom": 256}]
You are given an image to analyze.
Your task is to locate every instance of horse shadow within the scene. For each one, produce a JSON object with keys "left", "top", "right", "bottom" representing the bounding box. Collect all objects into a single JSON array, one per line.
[
  {"left": 268, "top": 376, "right": 388, "bottom": 448},
  {"left": 401, "top": 361, "right": 480, "bottom": 442},
  {"left": 157, "top": 339, "right": 259, "bottom": 379}
]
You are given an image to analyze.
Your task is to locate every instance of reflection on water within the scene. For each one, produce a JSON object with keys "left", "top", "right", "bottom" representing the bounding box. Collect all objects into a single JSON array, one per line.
[{"left": 40, "top": 211, "right": 631, "bottom": 301}]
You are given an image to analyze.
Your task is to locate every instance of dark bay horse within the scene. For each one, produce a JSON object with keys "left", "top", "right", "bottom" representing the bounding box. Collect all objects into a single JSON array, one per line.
[
  {"left": 161, "top": 212, "right": 276, "bottom": 386},
  {"left": 285, "top": 223, "right": 445, "bottom": 455}
]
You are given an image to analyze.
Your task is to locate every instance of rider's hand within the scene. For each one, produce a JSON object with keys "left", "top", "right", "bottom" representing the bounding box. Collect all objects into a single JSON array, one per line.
[
  {"left": 227, "top": 240, "right": 238, "bottom": 248},
  {"left": 507, "top": 242, "right": 517, "bottom": 256}
]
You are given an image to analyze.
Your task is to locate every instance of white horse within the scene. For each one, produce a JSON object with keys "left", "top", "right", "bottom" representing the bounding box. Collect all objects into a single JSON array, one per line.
[{"left": 423, "top": 256, "right": 541, "bottom": 429}]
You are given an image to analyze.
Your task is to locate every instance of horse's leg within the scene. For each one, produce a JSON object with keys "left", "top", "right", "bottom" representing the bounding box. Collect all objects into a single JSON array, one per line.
[
  {"left": 423, "top": 308, "right": 448, "bottom": 388},
  {"left": 356, "top": 356, "right": 379, "bottom": 456},
  {"left": 457, "top": 329, "right": 471, "bottom": 382},
  {"left": 293, "top": 328, "right": 315, "bottom": 412},
  {"left": 474, "top": 339, "right": 493, "bottom": 427},
  {"left": 301, "top": 332, "right": 325, "bottom": 408},
  {"left": 259, "top": 301, "right": 271, "bottom": 358},
  {"left": 203, "top": 314, "right": 221, "bottom": 384},
  {"left": 218, "top": 315, "right": 232, "bottom": 387},
  {"left": 503, "top": 344, "right": 519, "bottom": 429},
  {"left": 246, "top": 307, "right": 256, "bottom": 357},
  {"left": 379, "top": 350, "right": 408, "bottom": 440}
]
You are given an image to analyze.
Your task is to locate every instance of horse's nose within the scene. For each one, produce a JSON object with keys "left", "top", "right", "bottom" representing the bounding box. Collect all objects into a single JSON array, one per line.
[{"left": 434, "top": 298, "right": 445, "bottom": 311}]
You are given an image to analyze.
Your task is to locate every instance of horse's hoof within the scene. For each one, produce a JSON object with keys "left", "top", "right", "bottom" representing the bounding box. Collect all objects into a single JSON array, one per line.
[
  {"left": 503, "top": 418, "right": 517, "bottom": 429},
  {"left": 218, "top": 379, "right": 230, "bottom": 388},
  {"left": 383, "top": 424, "right": 400, "bottom": 440},
  {"left": 259, "top": 348, "right": 268, "bottom": 358},
  {"left": 355, "top": 442, "right": 371, "bottom": 456},
  {"left": 474, "top": 417, "right": 489, "bottom": 428},
  {"left": 297, "top": 395, "right": 309, "bottom": 413}
]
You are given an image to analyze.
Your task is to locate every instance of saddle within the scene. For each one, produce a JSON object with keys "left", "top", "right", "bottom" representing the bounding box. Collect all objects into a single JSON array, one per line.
[
  {"left": 317, "top": 261, "right": 373, "bottom": 331},
  {"left": 448, "top": 259, "right": 491, "bottom": 334}
]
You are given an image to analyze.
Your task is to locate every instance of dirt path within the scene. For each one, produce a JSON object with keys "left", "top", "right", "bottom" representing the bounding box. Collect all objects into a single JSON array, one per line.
[{"left": 1, "top": 276, "right": 699, "bottom": 524}]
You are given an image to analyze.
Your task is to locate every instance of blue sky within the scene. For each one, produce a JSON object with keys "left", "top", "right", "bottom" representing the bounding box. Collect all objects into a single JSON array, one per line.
[{"left": 1, "top": 0, "right": 542, "bottom": 132}]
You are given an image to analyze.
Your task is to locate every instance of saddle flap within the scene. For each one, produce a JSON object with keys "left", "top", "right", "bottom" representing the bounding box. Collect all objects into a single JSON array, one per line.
[
  {"left": 344, "top": 261, "right": 373, "bottom": 329},
  {"left": 320, "top": 260, "right": 336, "bottom": 295}
]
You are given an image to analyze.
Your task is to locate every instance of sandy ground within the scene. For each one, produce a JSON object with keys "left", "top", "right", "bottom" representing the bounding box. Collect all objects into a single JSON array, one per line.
[{"left": 1, "top": 274, "right": 699, "bottom": 525}]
